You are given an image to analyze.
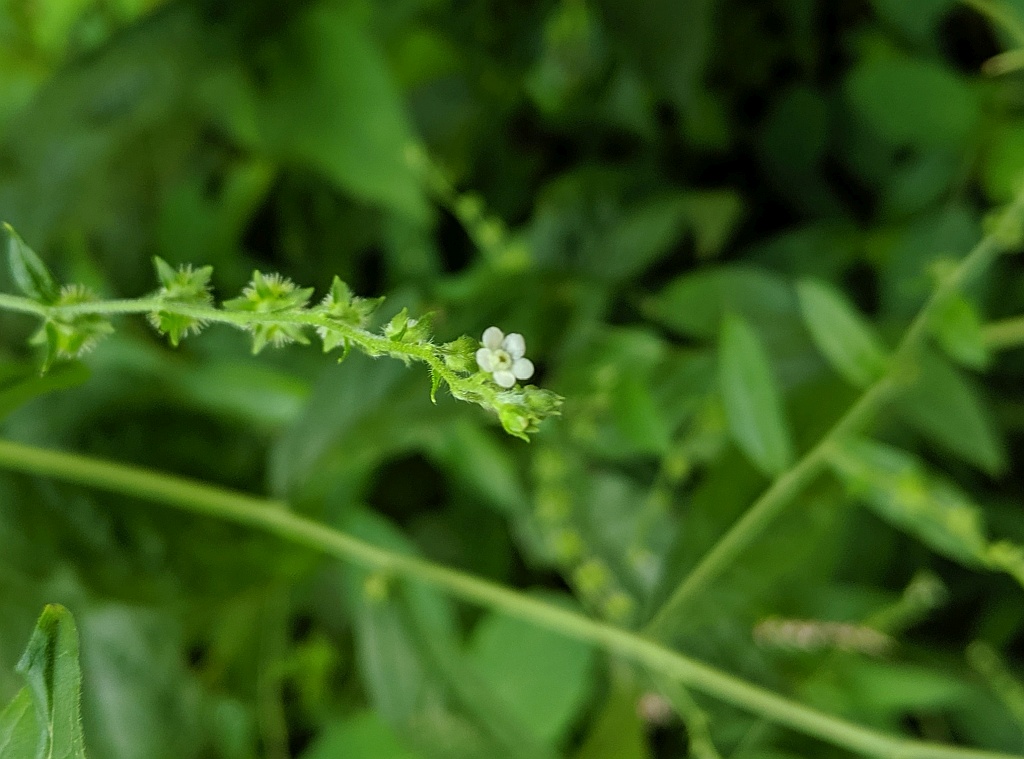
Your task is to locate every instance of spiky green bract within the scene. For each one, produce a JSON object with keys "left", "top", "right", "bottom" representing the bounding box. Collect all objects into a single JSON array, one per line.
[
  {"left": 223, "top": 270, "right": 315, "bottom": 354},
  {"left": 440, "top": 335, "right": 478, "bottom": 372},
  {"left": 314, "top": 276, "right": 385, "bottom": 355},
  {"left": 148, "top": 257, "right": 215, "bottom": 346},
  {"left": 30, "top": 285, "right": 114, "bottom": 371}
]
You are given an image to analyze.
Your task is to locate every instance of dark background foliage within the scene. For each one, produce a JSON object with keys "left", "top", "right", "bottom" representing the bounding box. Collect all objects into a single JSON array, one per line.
[{"left": 2, "top": 0, "right": 1024, "bottom": 757}]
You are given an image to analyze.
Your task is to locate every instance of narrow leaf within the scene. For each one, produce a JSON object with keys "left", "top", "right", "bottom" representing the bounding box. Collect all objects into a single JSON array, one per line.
[
  {"left": 827, "top": 438, "right": 993, "bottom": 569},
  {"left": 718, "top": 314, "right": 794, "bottom": 476},
  {"left": 931, "top": 294, "right": 989, "bottom": 370},
  {"left": 897, "top": 348, "right": 1005, "bottom": 474},
  {"left": 14, "top": 604, "right": 88, "bottom": 759},
  {"left": 796, "top": 278, "right": 888, "bottom": 387},
  {"left": 4, "top": 224, "right": 59, "bottom": 304}
]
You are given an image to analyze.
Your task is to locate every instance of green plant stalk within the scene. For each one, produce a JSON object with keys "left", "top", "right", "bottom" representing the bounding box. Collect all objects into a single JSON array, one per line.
[
  {"left": 0, "top": 438, "right": 1018, "bottom": 759},
  {"left": 645, "top": 186, "right": 1024, "bottom": 640},
  {"left": 0, "top": 293, "right": 458, "bottom": 388}
]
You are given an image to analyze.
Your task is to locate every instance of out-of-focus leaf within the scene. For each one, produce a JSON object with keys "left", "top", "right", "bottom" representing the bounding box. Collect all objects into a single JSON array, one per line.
[
  {"left": 828, "top": 438, "right": 991, "bottom": 567},
  {"left": 0, "top": 690, "right": 40, "bottom": 759},
  {"left": 469, "top": 603, "right": 595, "bottom": 744},
  {"left": 845, "top": 56, "right": 979, "bottom": 150},
  {"left": 254, "top": 2, "right": 427, "bottom": 220},
  {"left": 78, "top": 606, "right": 202, "bottom": 759},
  {"left": 868, "top": 0, "right": 955, "bottom": 44},
  {"left": 718, "top": 314, "right": 794, "bottom": 476},
  {"left": 12, "top": 604, "right": 87, "bottom": 759},
  {"left": 796, "top": 278, "right": 888, "bottom": 388},
  {"left": 574, "top": 679, "right": 651, "bottom": 759},
  {"left": 0, "top": 362, "right": 90, "bottom": 422},
  {"left": 342, "top": 509, "right": 559, "bottom": 759},
  {"left": 426, "top": 419, "right": 528, "bottom": 518},
  {"left": 301, "top": 711, "right": 422, "bottom": 759},
  {"left": 982, "top": 124, "right": 1024, "bottom": 203},
  {"left": 896, "top": 349, "right": 1005, "bottom": 474},
  {"left": 931, "top": 295, "right": 989, "bottom": 370}
]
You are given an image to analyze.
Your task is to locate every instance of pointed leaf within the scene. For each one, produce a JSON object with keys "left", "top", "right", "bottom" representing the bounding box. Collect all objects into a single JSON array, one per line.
[
  {"left": 4, "top": 224, "right": 59, "bottom": 304},
  {"left": 897, "top": 349, "right": 1005, "bottom": 474},
  {"left": 14, "top": 604, "right": 88, "bottom": 759},
  {"left": 797, "top": 278, "right": 888, "bottom": 387},
  {"left": 718, "top": 314, "right": 794, "bottom": 476},
  {"left": 931, "top": 294, "right": 989, "bottom": 370}
]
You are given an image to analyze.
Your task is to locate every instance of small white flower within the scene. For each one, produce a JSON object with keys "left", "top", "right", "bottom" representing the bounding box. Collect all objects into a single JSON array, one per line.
[{"left": 476, "top": 326, "right": 534, "bottom": 388}]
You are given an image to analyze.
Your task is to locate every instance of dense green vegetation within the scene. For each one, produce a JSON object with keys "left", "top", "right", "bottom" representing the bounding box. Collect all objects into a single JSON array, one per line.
[{"left": 3, "top": 0, "right": 1024, "bottom": 757}]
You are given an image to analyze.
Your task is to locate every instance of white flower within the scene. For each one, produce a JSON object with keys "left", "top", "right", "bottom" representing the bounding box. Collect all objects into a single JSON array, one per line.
[{"left": 476, "top": 326, "right": 534, "bottom": 388}]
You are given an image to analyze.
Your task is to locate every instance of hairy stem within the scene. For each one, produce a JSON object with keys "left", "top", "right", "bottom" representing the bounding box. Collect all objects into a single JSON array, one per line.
[
  {"left": 644, "top": 186, "right": 1024, "bottom": 640},
  {"left": 0, "top": 438, "right": 1017, "bottom": 759},
  {"left": 984, "top": 315, "right": 1024, "bottom": 350}
]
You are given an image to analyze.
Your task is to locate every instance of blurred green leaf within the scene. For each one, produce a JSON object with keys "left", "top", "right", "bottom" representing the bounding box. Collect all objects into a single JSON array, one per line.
[
  {"left": 469, "top": 602, "right": 595, "bottom": 744},
  {"left": 829, "top": 438, "right": 991, "bottom": 567},
  {"left": 0, "top": 361, "right": 90, "bottom": 422},
  {"left": 797, "top": 278, "right": 888, "bottom": 388},
  {"left": 718, "top": 314, "right": 794, "bottom": 476},
  {"left": 845, "top": 56, "right": 979, "bottom": 150},
  {"left": 254, "top": 2, "right": 427, "bottom": 220},
  {"left": 574, "top": 678, "right": 651, "bottom": 759},
  {"left": 896, "top": 349, "right": 1005, "bottom": 474},
  {"left": 930, "top": 295, "right": 989, "bottom": 370},
  {"left": 301, "top": 711, "right": 422, "bottom": 759}
]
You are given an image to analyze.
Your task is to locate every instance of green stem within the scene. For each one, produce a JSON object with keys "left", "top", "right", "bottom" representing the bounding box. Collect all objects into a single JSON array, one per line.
[
  {"left": 644, "top": 186, "right": 1024, "bottom": 640},
  {"left": 0, "top": 438, "right": 1016, "bottom": 759}
]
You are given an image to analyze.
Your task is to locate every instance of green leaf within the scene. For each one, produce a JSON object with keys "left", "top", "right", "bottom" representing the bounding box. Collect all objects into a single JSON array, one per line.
[
  {"left": 0, "top": 361, "right": 89, "bottom": 422},
  {"left": 301, "top": 712, "right": 422, "bottom": 759},
  {"left": 827, "top": 438, "right": 991, "bottom": 568},
  {"left": 845, "top": 56, "right": 979, "bottom": 150},
  {"left": 0, "top": 691, "right": 40, "bottom": 759},
  {"left": 469, "top": 602, "right": 596, "bottom": 744},
  {"left": 4, "top": 223, "right": 59, "bottom": 304},
  {"left": 897, "top": 349, "right": 1005, "bottom": 474},
  {"left": 718, "top": 314, "right": 794, "bottom": 476},
  {"left": 574, "top": 679, "right": 651, "bottom": 759},
  {"left": 931, "top": 294, "right": 989, "bottom": 370},
  {"left": 796, "top": 278, "right": 888, "bottom": 388},
  {"left": 8, "top": 604, "right": 88, "bottom": 759},
  {"left": 255, "top": 3, "right": 427, "bottom": 220}
]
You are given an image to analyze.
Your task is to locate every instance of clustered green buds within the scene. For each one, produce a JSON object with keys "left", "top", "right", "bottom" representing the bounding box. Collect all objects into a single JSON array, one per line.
[
  {"left": 223, "top": 271, "right": 315, "bottom": 354},
  {"left": 2, "top": 223, "right": 563, "bottom": 440},
  {"left": 149, "top": 257, "right": 214, "bottom": 346}
]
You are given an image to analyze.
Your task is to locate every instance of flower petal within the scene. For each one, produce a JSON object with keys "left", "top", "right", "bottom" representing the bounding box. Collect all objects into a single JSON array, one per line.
[
  {"left": 493, "top": 369, "right": 516, "bottom": 388},
  {"left": 502, "top": 332, "right": 526, "bottom": 359},
  {"left": 476, "top": 348, "right": 495, "bottom": 372},
  {"left": 482, "top": 326, "right": 504, "bottom": 349},
  {"left": 512, "top": 357, "right": 534, "bottom": 380}
]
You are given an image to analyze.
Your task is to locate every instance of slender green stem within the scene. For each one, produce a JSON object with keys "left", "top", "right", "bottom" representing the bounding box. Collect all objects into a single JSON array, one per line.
[
  {"left": 0, "top": 438, "right": 1017, "bottom": 759},
  {"left": 645, "top": 186, "right": 1024, "bottom": 640},
  {"left": 960, "top": 0, "right": 1024, "bottom": 47}
]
